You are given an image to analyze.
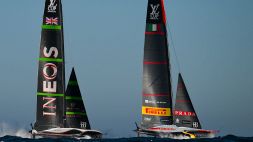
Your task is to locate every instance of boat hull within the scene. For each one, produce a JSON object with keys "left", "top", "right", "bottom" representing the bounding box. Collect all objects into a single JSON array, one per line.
[
  {"left": 136, "top": 125, "right": 216, "bottom": 139},
  {"left": 31, "top": 128, "right": 102, "bottom": 139}
]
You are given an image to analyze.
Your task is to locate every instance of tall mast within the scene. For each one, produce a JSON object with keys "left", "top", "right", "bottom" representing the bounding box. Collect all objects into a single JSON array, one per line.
[
  {"left": 141, "top": 0, "right": 173, "bottom": 128},
  {"left": 35, "top": 0, "right": 65, "bottom": 131}
]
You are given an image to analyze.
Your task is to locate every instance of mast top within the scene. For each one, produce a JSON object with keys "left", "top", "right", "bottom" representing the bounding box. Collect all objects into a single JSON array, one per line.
[
  {"left": 42, "top": 0, "right": 63, "bottom": 29},
  {"left": 146, "top": 0, "right": 167, "bottom": 24}
]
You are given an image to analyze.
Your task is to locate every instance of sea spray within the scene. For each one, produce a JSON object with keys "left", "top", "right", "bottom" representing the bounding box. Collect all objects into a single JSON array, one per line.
[{"left": 0, "top": 122, "right": 30, "bottom": 138}]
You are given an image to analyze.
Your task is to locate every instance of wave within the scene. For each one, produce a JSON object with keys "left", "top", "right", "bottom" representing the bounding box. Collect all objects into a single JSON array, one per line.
[
  {"left": 0, "top": 122, "right": 30, "bottom": 138},
  {"left": 0, "top": 123, "right": 252, "bottom": 142},
  {"left": 0, "top": 135, "right": 253, "bottom": 142}
]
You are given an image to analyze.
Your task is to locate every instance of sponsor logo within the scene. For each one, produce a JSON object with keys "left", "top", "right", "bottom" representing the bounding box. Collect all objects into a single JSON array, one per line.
[
  {"left": 43, "top": 63, "right": 57, "bottom": 80},
  {"left": 80, "top": 122, "right": 87, "bottom": 128},
  {"left": 182, "top": 120, "right": 191, "bottom": 124},
  {"left": 46, "top": 17, "right": 58, "bottom": 25},
  {"left": 193, "top": 122, "right": 199, "bottom": 128},
  {"left": 144, "top": 99, "right": 166, "bottom": 104},
  {"left": 175, "top": 118, "right": 180, "bottom": 123},
  {"left": 43, "top": 46, "right": 58, "bottom": 58},
  {"left": 42, "top": 46, "right": 59, "bottom": 116},
  {"left": 174, "top": 110, "right": 196, "bottom": 116},
  {"left": 143, "top": 117, "right": 152, "bottom": 121},
  {"left": 48, "top": 0, "right": 57, "bottom": 13},
  {"left": 142, "top": 106, "right": 171, "bottom": 116},
  {"left": 150, "top": 4, "right": 160, "bottom": 20},
  {"left": 42, "top": 97, "right": 56, "bottom": 116},
  {"left": 161, "top": 119, "right": 170, "bottom": 122}
]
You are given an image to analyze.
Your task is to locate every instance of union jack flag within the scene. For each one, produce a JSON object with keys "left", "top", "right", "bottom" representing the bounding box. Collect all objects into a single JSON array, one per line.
[{"left": 45, "top": 17, "right": 58, "bottom": 25}]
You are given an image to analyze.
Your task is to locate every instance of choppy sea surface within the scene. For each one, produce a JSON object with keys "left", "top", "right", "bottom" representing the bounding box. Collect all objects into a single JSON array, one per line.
[
  {"left": 0, "top": 135, "right": 253, "bottom": 142},
  {"left": 0, "top": 123, "right": 252, "bottom": 142}
]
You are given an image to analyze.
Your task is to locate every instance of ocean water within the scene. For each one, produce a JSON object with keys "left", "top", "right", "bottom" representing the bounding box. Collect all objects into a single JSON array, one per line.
[
  {"left": 0, "top": 123, "right": 252, "bottom": 142},
  {"left": 0, "top": 135, "right": 253, "bottom": 142}
]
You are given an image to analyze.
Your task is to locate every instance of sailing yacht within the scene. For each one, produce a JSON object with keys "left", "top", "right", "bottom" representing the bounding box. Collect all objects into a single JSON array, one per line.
[
  {"left": 31, "top": 0, "right": 102, "bottom": 139},
  {"left": 135, "top": 0, "right": 217, "bottom": 139}
]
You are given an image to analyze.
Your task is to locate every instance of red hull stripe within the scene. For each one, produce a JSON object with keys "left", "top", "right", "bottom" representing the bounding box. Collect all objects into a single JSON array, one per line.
[
  {"left": 145, "top": 32, "right": 165, "bottom": 35},
  {"left": 149, "top": 127, "right": 176, "bottom": 131},
  {"left": 144, "top": 61, "right": 167, "bottom": 65},
  {"left": 143, "top": 94, "right": 169, "bottom": 96}
]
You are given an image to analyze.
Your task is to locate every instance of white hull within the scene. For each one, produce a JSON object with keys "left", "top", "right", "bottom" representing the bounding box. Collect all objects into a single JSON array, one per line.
[
  {"left": 137, "top": 125, "right": 217, "bottom": 139},
  {"left": 31, "top": 127, "right": 102, "bottom": 139}
]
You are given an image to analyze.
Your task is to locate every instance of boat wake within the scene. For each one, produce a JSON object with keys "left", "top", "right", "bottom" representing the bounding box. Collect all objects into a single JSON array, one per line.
[
  {"left": 165, "top": 134, "right": 190, "bottom": 139},
  {"left": 0, "top": 135, "right": 253, "bottom": 142},
  {"left": 0, "top": 122, "right": 30, "bottom": 138}
]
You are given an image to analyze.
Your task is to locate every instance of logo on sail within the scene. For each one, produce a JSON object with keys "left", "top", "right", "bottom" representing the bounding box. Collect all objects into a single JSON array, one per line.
[
  {"left": 150, "top": 4, "right": 160, "bottom": 20},
  {"left": 144, "top": 117, "right": 152, "bottom": 121},
  {"left": 176, "top": 118, "right": 180, "bottom": 123},
  {"left": 193, "top": 122, "right": 199, "bottom": 128},
  {"left": 80, "top": 122, "right": 87, "bottom": 128},
  {"left": 142, "top": 106, "right": 171, "bottom": 116},
  {"left": 43, "top": 63, "right": 57, "bottom": 80},
  {"left": 41, "top": 46, "right": 59, "bottom": 115},
  {"left": 145, "top": 99, "right": 166, "bottom": 104},
  {"left": 174, "top": 110, "right": 196, "bottom": 116},
  {"left": 46, "top": 17, "right": 58, "bottom": 25},
  {"left": 48, "top": 0, "right": 57, "bottom": 13}
]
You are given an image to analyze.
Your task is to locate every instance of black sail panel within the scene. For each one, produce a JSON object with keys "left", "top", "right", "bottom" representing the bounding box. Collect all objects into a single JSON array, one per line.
[
  {"left": 35, "top": 0, "right": 65, "bottom": 131},
  {"left": 173, "top": 73, "right": 202, "bottom": 129},
  {"left": 65, "top": 68, "right": 91, "bottom": 129},
  {"left": 142, "top": 0, "right": 173, "bottom": 129}
]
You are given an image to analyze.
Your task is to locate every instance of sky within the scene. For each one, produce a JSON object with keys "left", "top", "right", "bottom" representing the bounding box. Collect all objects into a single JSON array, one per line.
[{"left": 0, "top": 0, "right": 253, "bottom": 138}]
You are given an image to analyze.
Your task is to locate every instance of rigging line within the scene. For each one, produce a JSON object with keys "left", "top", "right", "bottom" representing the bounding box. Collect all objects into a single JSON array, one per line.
[
  {"left": 166, "top": 22, "right": 181, "bottom": 111},
  {"left": 167, "top": 22, "right": 181, "bottom": 72}
]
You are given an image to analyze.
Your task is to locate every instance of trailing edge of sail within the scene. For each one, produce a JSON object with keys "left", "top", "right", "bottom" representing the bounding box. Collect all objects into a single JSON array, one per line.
[
  {"left": 35, "top": 0, "right": 65, "bottom": 131},
  {"left": 65, "top": 68, "right": 91, "bottom": 129},
  {"left": 141, "top": 0, "right": 173, "bottom": 128},
  {"left": 173, "top": 73, "right": 202, "bottom": 129}
]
